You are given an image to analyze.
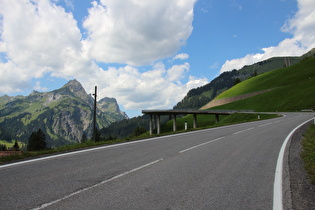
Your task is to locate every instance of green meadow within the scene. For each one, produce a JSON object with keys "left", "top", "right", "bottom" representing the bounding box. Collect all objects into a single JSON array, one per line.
[{"left": 213, "top": 57, "right": 315, "bottom": 111}]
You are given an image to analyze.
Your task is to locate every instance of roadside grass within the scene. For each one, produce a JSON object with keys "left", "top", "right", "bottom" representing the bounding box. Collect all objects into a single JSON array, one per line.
[
  {"left": 161, "top": 113, "right": 279, "bottom": 133},
  {"left": 0, "top": 140, "right": 25, "bottom": 149},
  {"left": 217, "top": 57, "right": 315, "bottom": 99},
  {"left": 0, "top": 139, "right": 127, "bottom": 165},
  {"left": 0, "top": 113, "right": 279, "bottom": 165},
  {"left": 301, "top": 124, "right": 315, "bottom": 184}
]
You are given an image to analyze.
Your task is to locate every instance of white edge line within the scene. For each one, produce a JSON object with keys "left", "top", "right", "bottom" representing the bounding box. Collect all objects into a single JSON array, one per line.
[
  {"left": 0, "top": 132, "right": 185, "bottom": 169},
  {"left": 273, "top": 117, "right": 315, "bottom": 210},
  {"left": 32, "top": 158, "right": 163, "bottom": 210},
  {"left": 179, "top": 137, "right": 225, "bottom": 154}
]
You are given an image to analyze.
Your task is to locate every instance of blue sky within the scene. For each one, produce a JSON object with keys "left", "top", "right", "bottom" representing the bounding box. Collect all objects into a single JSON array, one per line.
[{"left": 0, "top": 0, "right": 314, "bottom": 117}]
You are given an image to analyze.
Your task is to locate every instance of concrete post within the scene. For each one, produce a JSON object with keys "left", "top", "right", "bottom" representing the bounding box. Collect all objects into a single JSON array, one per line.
[
  {"left": 173, "top": 114, "right": 177, "bottom": 132},
  {"left": 149, "top": 114, "right": 153, "bottom": 135},
  {"left": 215, "top": 114, "right": 219, "bottom": 123},
  {"left": 193, "top": 114, "right": 197, "bottom": 128},
  {"left": 157, "top": 115, "right": 161, "bottom": 134},
  {"left": 153, "top": 115, "right": 156, "bottom": 131}
]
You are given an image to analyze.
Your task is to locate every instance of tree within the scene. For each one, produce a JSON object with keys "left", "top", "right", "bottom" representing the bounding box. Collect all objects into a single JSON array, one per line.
[
  {"left": 132, "top": 126, "right": 146, "bottom": 137},
  {"left": 27, "top": 129, "right": 47, "bottom": 151},
  {"left": 12, "top": 140, "right": 20, "bottom": 151},
  {"left": 234, "top": 78, "right": 241, "bottom": 86},
  {"left": 0, "top": 144, "right": 7, "bottom": 151}
]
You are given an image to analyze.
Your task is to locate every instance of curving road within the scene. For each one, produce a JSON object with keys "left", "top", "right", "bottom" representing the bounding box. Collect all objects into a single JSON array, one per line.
[{"left": 0, "top": 113, "right": 314, "bottom": 209}]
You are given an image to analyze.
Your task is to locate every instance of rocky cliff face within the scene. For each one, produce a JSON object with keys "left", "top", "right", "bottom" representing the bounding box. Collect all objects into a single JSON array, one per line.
[{"left": 0, "top": 80, "right": 128, "bottom": 146}]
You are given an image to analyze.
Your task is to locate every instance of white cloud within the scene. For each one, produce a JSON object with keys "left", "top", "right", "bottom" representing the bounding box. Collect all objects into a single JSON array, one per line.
[
  {"left": 0, "top": 0, "right": 86, "bottom": 82},
  {"left": 220, "top": 0, "right": 315, "bottom": 73},
  {"left": 173, "top": 53, "right": 190, "bottom": 61},
  {"left": 80, "top": 63, "right": 208, "bottom": 111},
  {"left": 0, "top": 0, "right": 205, "bottom": 115},
  {"left": 82, "top": 0, "right": 196, "bottom": 66}
]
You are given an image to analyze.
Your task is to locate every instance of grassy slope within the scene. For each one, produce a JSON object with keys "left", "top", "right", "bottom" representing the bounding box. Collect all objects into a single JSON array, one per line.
[{"left": 212, "top": 58, "right": 315, "bottom": 111}]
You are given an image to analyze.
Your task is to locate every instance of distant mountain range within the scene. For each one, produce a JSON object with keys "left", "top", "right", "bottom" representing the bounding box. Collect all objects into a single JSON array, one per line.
[
  {"left": 174, "top": 48, "right": 315, "bottom": 110},
  {"left": 0, "top": 80, "right": 128, "bottom": 147}
]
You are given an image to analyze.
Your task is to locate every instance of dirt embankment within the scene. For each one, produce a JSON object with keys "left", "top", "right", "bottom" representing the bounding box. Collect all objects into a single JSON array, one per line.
[
  {"left": 0, "top": 151, "right": 22, "bottom": 157},
  {"left": 201, "top": 89, "right": 271, "bottom": 110}
]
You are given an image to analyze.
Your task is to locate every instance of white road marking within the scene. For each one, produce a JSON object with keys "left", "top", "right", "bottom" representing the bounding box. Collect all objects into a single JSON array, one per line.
[
  {"left": 179, "top": 137, "right": 225, "bottom": 154},
  {"left": 273, "top": 117, "right": 315, "bottom": 210},
  {"left": 258, "top": 122, "right": 273, "bottom": 127},
  {"left": 32, "top": 158, "right": 163, "bottom": 210},
  {"left": 232, "top": 127, "right": 255, "bottom": 135}
]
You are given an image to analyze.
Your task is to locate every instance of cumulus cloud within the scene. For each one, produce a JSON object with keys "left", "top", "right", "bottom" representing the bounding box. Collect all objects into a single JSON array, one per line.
[
  {"left": 82, "top": 0, "right": 196, "bottom": 66},
  {"left": 220, "top": 0, "right": 315, "bottom": 73},
  {"left": 81, "top": 63, "right": 208, "bottom": 110},
  {"left": 0, "top": 0, "right": 206, "bottom": 114},
  {"left": 0, "top": 0, "right": 88, "bottom": 85}
]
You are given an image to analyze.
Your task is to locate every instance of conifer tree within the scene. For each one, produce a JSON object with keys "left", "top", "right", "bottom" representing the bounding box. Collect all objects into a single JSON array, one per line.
[
  {"left": 12, "top": 140, "right": 20, "bottom": 151},
  {"left": 27, "top": 129, "right": 47, "bottom": 151}
]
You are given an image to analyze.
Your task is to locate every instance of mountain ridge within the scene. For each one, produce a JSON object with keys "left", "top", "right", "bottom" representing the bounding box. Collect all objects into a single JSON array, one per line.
[{"left": 0, "top": 80, "right": 128, "bottom": 146}]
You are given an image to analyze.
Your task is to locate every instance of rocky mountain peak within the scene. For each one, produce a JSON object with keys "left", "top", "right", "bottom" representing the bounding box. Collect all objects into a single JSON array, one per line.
[
  {"left": 63, "top": 79, "right": 85, "bottom": 94},
  {"left": 0, "top": 79, "right": 129, "bottom": 146},
  {"left": 61, "top": 79, "right": 92, "bottom": 104}
]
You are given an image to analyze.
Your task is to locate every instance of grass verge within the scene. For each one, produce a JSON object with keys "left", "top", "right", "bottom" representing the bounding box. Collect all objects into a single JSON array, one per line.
[{"left": 301, "top": 124, "right": 315, "bottom": 184}]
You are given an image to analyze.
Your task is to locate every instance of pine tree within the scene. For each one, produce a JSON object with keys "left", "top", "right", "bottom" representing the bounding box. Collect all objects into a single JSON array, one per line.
[
  {"left": 12, "top": 140, "right": 20, "bottom": 151},
  {"left": 27, "top": 129, "right": 47, "bottom": 151}
]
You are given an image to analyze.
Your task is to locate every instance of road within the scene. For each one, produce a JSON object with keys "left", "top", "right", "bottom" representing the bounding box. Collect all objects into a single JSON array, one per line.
[{"left": 0, "top": 113, "right": 314, "bottom": 209}]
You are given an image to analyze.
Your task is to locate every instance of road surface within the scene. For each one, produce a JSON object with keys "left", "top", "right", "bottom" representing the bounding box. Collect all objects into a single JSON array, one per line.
[{"left": 0, "top": 112, "right": 314, "bottom": 209}]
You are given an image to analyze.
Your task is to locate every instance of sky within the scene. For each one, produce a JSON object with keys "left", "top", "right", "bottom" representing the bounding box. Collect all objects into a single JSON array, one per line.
[{"left": 0, "top": 0, "right": 314, "bottom": 117}]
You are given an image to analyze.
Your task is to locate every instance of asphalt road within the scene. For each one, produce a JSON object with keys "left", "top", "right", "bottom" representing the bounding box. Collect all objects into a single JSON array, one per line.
[{"left": 0, "top": 113, "right": 314, "bottom": 210}]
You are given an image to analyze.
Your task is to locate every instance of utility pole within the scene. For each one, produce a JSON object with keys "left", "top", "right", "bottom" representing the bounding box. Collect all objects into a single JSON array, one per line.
[{"left": 93, "top": 86, "right": 97, "bottom": 142}]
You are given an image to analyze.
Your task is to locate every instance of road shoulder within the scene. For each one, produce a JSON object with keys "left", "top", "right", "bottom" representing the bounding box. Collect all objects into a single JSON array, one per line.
[{"left": 288, "top": 121, "right": 315, "bottom": 209}]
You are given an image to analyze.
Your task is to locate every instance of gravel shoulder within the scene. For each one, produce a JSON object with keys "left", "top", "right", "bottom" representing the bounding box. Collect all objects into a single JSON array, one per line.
[{"left": 288, "top": 121, "right": 315, "bottom": 209}]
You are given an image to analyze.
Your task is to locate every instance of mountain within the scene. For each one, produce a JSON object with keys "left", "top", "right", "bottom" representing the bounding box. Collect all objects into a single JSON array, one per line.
[
  {"left": 0, "top": 80, "right": 128, "bottom": 147},
  {"left": 173, "top": 49, "right": 315, "bottom": 110}
]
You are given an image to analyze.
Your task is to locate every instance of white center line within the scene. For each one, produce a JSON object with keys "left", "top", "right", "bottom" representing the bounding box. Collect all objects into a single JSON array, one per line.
[
  {"left": 32, "top": 158, "right": 163, "bottom": 210},
  {"left": 232, "top": 127, "right": 255, "bottom": 135},
  {"left": 258, "top": 122, "right": 273, "bottom": 127},
  {"left": 179, "top": 137, "right": 225, "bottom": 154}
]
